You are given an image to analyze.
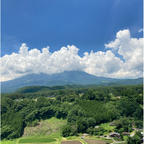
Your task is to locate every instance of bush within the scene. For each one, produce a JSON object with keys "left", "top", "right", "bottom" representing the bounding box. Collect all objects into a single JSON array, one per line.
[
  {"left": 135, "top": 120, "right": 143, "bottom": 129},
  {"left": 62, "top": 125, "right": 77, "bottom": 137},
  {"left": 127, "top": 131, "right": 142, "bottom": 144},
  {"left": 93, "top": 127, "right": 106, "bottom": 136},
  {"left": 27, "top": 120, "right": 39, "bottom": 127},
  {"left": 115, "top": 118, "right": 132, "bottom": 133}
]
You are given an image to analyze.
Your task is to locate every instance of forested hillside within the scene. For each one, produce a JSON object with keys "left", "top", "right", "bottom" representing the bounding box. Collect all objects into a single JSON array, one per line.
[{"left": 1, "top": 85, "right": 143, "bottom": 143}]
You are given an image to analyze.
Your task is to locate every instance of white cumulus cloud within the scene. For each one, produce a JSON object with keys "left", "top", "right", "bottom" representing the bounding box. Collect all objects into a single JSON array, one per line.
[
  {"left": 105, "top": 29, "right": 143, "bottom": 78},
  {"left": 0, "top": 29, "right": 143, "bottom": 81},
  {"left": 138, "top": 28, "right": 143, "bottom": 33}
]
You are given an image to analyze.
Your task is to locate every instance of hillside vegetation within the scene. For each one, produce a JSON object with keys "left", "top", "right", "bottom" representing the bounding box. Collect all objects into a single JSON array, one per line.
[{"left": 1, "top": 85, "right": 143, "bottom": 144}]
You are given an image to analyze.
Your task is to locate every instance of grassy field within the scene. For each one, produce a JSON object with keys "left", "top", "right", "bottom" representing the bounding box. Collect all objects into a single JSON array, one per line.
[
  {"left": 0, "top": 140, "right": 17, "bottom": 144},
  {"left": 23, "top": 117, "right": 67, "bottom": 137},
  {"left": 100, "top": 122, "right": 116, "bottom": 134},
  {"left": 19, "top": 138, "right": 56, "bottom": 143}
]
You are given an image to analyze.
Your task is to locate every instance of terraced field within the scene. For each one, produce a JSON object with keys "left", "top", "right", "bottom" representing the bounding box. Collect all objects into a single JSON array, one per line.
[
  {"left": 85, "top": 139, "right": 106, "bottom": 144},
  {"left": 23, "top": 117, "right": 67, "bottom": 137},
  {"left": 0, "top": 140, "right": 17, "bottom": 144},
  {"left": 61, "top": 141, "right": 82, "bottom": 144},
  {"left": 19, "top": 138, "right": 56, "bottom": 143},
  {"left": 1, "top": 137, "right": 114, "bottom": 144}
]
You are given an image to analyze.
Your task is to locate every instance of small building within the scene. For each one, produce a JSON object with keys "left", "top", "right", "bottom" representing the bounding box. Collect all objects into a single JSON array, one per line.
[
  {"left": 81, "top": 133, "right": 89, "bottom": 139},
  {"left": 122, "top": 132, "right": 130, "bottom": 136},
  {"left": 109, "top": 122, "right": 116, "bottom": 126},
  {"left": 109, "top": 132, "right": 120, "bottom": 138},
  {"left": 82, "top": 133, "right": 89, "bottom": 137},
  {"left": 95, "top": 126, "right": 100, "bottom": 129},
  {"left": 81, "top": 136, "right": 84, "bottom": 139}
]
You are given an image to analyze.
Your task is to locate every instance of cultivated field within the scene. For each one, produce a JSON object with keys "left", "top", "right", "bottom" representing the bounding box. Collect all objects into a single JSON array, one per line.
[
  {"left": 84, "top": 139, "right": 106, "bottom": 144},
  {"left": 23, "top": 117, "right": 67, "bottom": 137},
  {"left": 19, "top": 138, "right": 56, "bottom": 143},
  {"left": 61, "top": 141, "right": 82, "bottom": 144},
  {"left": 1, "top": 136, "right": 113, "bottom": 144}
]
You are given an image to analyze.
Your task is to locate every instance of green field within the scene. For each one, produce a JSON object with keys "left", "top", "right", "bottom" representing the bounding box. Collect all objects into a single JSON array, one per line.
[
  {"left": 0, "top": 140, "right": 17, "bottom": 144},
  {"left": 23, "top": 117, "right": 67, "bottom": 137},
  {"left": 100, "top": 123, "right": 116, "bottom": 133},
  {"left": 19, "top": 138, "right": 56, "bottom": 143},
  {"left": 0, "top": 135, "right": 113, "bottom": 144}
]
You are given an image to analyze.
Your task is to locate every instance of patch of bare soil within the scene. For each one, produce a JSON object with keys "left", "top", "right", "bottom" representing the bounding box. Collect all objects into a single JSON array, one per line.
[
  {"left": 85, "top": 139, "right": 107, "bottom": 144},
  {"left": 23, "top": 121, "right": 51, "bottom": 136},
  {"left": 61, "top": 140, "right": 82, "bottom": 144}
]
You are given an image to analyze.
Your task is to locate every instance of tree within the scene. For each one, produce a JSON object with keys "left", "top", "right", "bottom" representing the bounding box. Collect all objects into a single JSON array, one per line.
[
  {"left": 62, "top": 125, "right": 77, "bottom": 137},
  {"left": 127, "top": 131, "right": 142, "bottom": 144},
  {"left": 87, "top": 117, "right": 96, "bottom": 127},
  {"left": 133, "top": 107, "right": 143, "bottom": 120},
  {"left": 77, "top": 118, "right": 88, "bottom": 133},
  {"left": 115, "top": 117, "right": 133, "bottom": 133},
  {"left": 118, "top": 97, "right": 138, "bottom": 117},
  {"left": 55, "top": 108, "right": 67, "bottom": 119}
]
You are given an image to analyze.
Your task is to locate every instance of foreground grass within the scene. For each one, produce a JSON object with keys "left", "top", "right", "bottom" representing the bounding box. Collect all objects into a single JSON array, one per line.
[
  {"left": 19, "top": 138, "right": 56, "bottom": 143},
  {"left": 0, "top": 139, "right": 18, "bottom": 144},
  {"left": 1, "top": 135, "right": 113, "bottom": 144},
  {"left": 1, "top": 136, "right": 113, "bottom": 144}
]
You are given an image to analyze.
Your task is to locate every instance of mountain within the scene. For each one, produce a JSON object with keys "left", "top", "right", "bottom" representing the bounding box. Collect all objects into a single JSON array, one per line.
[{"left": 1, "top": 71, "right": 143, "bottom": 93}]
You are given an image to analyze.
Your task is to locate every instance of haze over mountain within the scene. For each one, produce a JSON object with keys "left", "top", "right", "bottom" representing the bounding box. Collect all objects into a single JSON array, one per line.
[{"left": 1, "top": 71, "right": 142, "bottom": 93}]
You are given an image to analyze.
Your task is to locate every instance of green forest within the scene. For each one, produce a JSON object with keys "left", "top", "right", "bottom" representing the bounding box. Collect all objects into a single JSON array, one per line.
[{"left": 1, "top": 85, "right": 143, "bottom": 144}]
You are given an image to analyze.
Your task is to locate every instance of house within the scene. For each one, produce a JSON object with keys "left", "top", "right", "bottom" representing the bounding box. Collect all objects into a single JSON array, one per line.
[
  {"left": 122, "top": 132, "right": 130, "bottom": 136},
  {"left": 82, "top": 133, "right": 89, "bottom": 136},
  {"left": 109, "top": 122, "right": 116, "bottom": 126},
  {"left": 109, "top": 132, "right": 120, "bottom": 138},
  {"left": 117, "top": 96, "right": 121, "bottom": 99},
  {"left": 95, "top": 126, "right": 99, "bottom": 129},
  {"left": 81, "top": 133, "right": 89, "bottom": 139}
]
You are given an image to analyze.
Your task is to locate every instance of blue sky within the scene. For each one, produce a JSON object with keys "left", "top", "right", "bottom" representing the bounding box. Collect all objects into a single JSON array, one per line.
[
  {"left": 1, "top": 0, "right": 143, "bottom": 81},
  {"left": 2, "top": 0, "right": 143, "bottom": 56}
]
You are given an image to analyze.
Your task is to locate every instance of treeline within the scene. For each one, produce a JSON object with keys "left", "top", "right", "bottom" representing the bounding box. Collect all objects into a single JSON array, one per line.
[{"left": 1, "top": 85, "right": 143, "bottom": 140}]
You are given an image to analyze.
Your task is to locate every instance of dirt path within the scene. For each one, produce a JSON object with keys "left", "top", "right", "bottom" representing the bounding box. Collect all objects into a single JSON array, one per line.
[
  {"left": 84, "top": 139, "right": 106, "bottom": 144},
  {"left": 61, "top": 141, "right": 82, "bottom": 144}
]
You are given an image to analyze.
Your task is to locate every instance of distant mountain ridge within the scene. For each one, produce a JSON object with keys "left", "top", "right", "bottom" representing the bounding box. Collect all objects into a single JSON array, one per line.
[{"left": 1, "top": 71, "right": 143, "bottom": 93}]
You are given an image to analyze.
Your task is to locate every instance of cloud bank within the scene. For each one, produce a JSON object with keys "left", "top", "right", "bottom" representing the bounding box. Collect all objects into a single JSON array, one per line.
[{"left": 0, "top": 29, "right": 143, "bottom": 81}]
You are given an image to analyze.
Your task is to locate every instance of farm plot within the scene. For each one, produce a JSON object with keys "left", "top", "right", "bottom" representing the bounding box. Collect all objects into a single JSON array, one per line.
[
  {"left": 23, "top": 117, "right": 66, "bottom": 137},
  {"left": 19, "top": 138, "right": 56, "bottom": 143},
  {"left": 61, "top": 141, "right": 82, "bottom": 144},
  {"left": 84, "top": 139, "right": 107, "bottom": 144}
]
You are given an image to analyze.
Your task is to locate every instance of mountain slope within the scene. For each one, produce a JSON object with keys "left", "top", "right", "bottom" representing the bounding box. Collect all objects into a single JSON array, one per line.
[{"left": 1, "top": 71, "right": 143, "bottom": 93}]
